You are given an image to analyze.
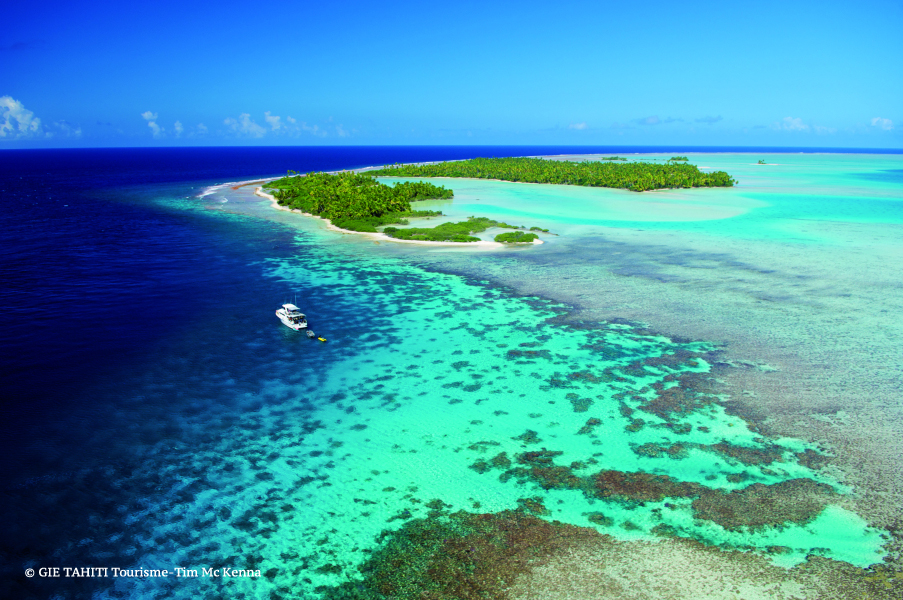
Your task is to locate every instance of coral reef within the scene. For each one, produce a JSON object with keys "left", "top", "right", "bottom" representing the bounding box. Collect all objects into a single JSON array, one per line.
[
  {"left": 691, "top": 478, "right": 836, "bottom": 531},
  {"left": 593, "top": 470, "right": 705, "bottom": 502},
  {"left": 320, "top": 510, "right": 602, "bottom": 600}
]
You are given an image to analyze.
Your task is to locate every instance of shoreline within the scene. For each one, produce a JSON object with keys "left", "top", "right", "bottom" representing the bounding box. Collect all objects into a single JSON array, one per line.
[{"left": 254, "top": 187, "right": 542, "bottom": 248}]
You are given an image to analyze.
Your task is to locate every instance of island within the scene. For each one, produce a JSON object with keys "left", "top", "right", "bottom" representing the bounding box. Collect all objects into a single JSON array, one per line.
[
  {"left": 365, "top": 156, "right": 736, "bottom": 192},
  {"left": 262, "top": 171, "right": 547, "bottom": 244},
  {"left": 263, "top": 156, "right": 738, "bottom": 245},
  {"left": 263, "top": 171, "right": 448, "bottom": 233}
]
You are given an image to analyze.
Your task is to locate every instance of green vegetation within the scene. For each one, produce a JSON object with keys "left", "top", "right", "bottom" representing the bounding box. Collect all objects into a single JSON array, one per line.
[
  {"left": 263, "top": 171, "right": 553, "bottom": 243},
  {"left": 669, "top": 156, "right": 689, "bottom": 161},
  {"left": 263, "top": 171, "right": 450, "bottom": 232},
  {"left": 758, "top": 159, "right": 767, "bottom": 164},
  {"left": 600, "top": 156, "right": 628, "bottom": 161},
  {"left": 494, "top": 231, "right": 539, "bottom": 243},
  {"left": 383, "top": 216, "right": 549, "bottom": 243},
  {"left": 383, "top": 216, "right": 495, "bottom": 242},
  {"left": 366, "top": 156, "right": 736, "bottom": 192},
  {"left": 327, "top": 210, "right": 442, "bottom": 233}
]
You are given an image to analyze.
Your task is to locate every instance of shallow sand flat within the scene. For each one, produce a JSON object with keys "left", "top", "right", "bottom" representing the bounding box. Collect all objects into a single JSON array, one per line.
[
  {"left": 392, "top": 153, "right": 903, "bottom": 565},
  {"left": 374, "top": 175, "right": 766, "bottom": 225},
  {"left": 509, "top": 534, "right": 889, "bottom": 600}
]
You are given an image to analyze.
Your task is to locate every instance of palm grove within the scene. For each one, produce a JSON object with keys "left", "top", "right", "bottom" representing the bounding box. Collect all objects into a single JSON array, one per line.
[{"left": 264, "top": 157, "right": 736, "bottom": 243}]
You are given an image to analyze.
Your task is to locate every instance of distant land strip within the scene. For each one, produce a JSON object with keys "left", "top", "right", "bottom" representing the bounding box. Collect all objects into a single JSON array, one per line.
[{"left": 366, "top": 156, "right": 736, "bottom": 192}]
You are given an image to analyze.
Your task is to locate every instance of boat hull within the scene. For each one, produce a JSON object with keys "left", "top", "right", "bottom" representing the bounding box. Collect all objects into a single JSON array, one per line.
[{"left": 276, "top": 309, "right": 308, "bottom": 330}]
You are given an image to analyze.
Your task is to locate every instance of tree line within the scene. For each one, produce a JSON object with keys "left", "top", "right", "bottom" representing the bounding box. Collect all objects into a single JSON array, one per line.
[
  {"left": 263, "top": 171, "right": 450, "bottom": 232},
  {"left": 366, "top": 157, "right": 736, "bottom": 192}
]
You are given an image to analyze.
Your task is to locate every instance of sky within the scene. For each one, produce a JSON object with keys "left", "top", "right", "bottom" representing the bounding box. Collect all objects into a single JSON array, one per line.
[{"left": 1, "top": 0, "right": 901, "bottom": 148}]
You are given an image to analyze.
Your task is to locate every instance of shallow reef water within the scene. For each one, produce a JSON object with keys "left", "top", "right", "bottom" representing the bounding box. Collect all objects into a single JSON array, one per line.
[
  {"left": 91, "top": 219, "right": 884, "bottom": 598},
  {"left": 4, "top": 150, "right": 901, "bottom": 600}
]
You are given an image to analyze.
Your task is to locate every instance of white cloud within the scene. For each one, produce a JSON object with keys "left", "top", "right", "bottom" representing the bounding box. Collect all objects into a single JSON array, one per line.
[
  {"left": 814, "top": 124, "right": 836, "bottom": 134},
  {"left": 568, "top": 122, "right": 587, "bottom": 130},
  {"left": 224, "top": 113, "right": 266, "bottom": 137},
  {"left": 871, "top": 117, "right": 893, "bottom": 131},
  {"left": 0, "top": 97, "right": 82, "bottom": 140},
  {"left": 632, "top": 115, "right": 683, "bottom": 126},
  {"left": 141, "top": 110, "right": 163, "bottom": 137},
  {"left": 53, "top": 120, "right": 82, "bottom": 138},
  {"left": 775, "top": 117, "right": 809, "bottom": 132},
  {"left": 696, "top": 115, "right": 722, "bottom": 124},
  {"left": 283, "top": 115, "right": 329, "bottom": 137},
  {"left": 196, "top": 123, "right": 208, "bottom": 135},
  {"left": 224, "top": 111, "right": 346, "bottom": 138},
  {"left": 295, "top": 120, "right": 325, "bottom": 136},
  {"left": 264, "top": 111, "right": 282, "bottom": 131},
  {"left": 0, "top": 95, "right": 42, "bottom": 139}
]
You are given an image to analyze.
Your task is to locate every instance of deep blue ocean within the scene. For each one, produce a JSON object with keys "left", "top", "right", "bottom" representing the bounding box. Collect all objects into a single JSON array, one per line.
[{"left": 2, "top": 145, "right": 899, "bottom": 599}]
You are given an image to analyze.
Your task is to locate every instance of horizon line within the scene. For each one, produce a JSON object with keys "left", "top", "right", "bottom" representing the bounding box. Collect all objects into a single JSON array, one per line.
[{"left": 2, "top": 144, "right": 901, "bottom": 153}]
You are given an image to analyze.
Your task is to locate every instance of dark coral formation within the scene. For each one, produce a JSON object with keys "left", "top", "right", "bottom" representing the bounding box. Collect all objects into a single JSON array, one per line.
[
  {"left": 593, "top": 470, "right": 705, "bottom": 502},
  {"left": 512, "top": 429, "right": 542, "bottom": 444},
  {"left": 468, "top": 436, "right": 837, "bottom": 533},
  {"left": 577, "top": 417, "right": 603, "bottom": 435},
  {"left": 490, "top": 448, "right": 587, "bottom": 491},
  {"left": 691, "top": 478, "right": 835, "bottom": 531},
  {"left": 639, "top": 373, "right": 717, "bottom": 419},
  {"left": 629, "top": 439, "right": 792, "bottom": 466},
  {"left": 566, "top": 392, "right": 594, "bottom": 412},
  {"left": 796, "top": 448, "right": 832, "bottom": 470},
  {"left": 320, "top": 510, "right": 602, "bottom": 600},
  {"left": 593, "top": 471, "right": 836, "bottom": 530},
  {"left": 633, "top": 442, "right": 688, "bottom": 459},
  {"left": 641, "top": 348, "right": 705, "bottom": 369},
  {"left": 516, "top": 496, "right": 550, "bottom": 516},
  {"left": 506, "top": 349, "right": 552, "bottom": 361},
  {"left": 567, "top": 370, "right": 605, "bottom": 384},
  {"left": 706, "top": 441, "right": 786, "bottom": 466},
  {"left": 511, "top": 450, "right": 584, "bottom": 490},
  {"left": 490, "top": 452, "right": 512, "bottom": 469}
]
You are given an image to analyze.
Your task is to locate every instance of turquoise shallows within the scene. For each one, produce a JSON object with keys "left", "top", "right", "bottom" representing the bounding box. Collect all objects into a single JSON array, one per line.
[{"left": 107, "top": 153, "right": 899, "bottom": 599}]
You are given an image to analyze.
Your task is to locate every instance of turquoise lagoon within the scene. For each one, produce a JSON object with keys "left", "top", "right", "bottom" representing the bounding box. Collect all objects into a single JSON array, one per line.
[{"left": 100, "top": 153, "right": 902, "bottom": 598}]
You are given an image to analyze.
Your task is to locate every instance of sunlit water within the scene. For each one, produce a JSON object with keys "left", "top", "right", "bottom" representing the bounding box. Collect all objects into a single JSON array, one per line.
[{"left": 4, "top": 150, "right": 900, "bottom": 599}]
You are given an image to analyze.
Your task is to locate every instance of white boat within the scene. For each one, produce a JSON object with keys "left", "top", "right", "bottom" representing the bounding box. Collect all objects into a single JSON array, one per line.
[{"left": 276, "top": 303, "right": 308, "bottom": 331}]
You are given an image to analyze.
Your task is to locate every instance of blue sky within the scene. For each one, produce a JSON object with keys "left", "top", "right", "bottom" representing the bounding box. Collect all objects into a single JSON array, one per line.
[{"left": 1, "top": 0, "right": 900, "bottom": 148}]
